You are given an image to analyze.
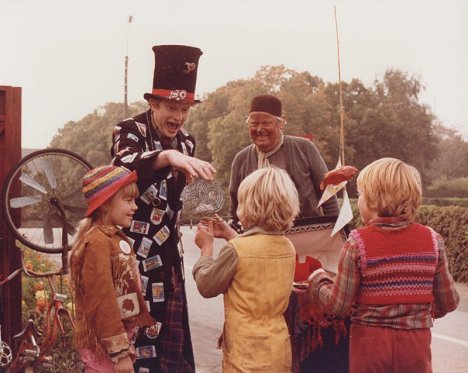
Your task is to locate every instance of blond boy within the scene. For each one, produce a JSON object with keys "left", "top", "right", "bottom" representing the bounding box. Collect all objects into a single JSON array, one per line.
[
  {"left": 193, "top": 166, "right": 299, "bottom": 372},
  {"left": 308, "top": 157, "right": 460, "bottom": 373}
]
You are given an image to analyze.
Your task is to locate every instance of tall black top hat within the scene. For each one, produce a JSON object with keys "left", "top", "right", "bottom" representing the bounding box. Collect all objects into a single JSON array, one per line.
[{"left": 144, "top": 45, "right": 203, "bottom": 104}]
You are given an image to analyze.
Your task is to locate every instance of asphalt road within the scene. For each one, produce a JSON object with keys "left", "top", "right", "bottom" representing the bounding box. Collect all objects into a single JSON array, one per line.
[{"left": 180, "top": 226, "right": 468, "bottom": 373}]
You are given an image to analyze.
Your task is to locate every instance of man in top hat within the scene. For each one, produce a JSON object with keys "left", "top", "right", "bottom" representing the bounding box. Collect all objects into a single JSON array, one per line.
[
  {"left": 229, "top": 94, "right": 339, "bottom": 229},
  {"left": 111, "top": 45, "right": 215, "bottom": 373}
]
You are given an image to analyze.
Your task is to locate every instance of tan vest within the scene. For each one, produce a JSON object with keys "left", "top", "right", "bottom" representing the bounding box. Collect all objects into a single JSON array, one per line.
[{"left": 222, "top": 234, "right": 295, "bottom": 373}]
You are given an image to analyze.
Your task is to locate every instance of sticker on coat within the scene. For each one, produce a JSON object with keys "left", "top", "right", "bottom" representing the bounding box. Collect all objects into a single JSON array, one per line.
[
  {"left": 152, "top": 282, "right": 165, "bottom": 303},
  {"left": 137, "top": 237, "right": 153, "bottom": 258},
  {"left": 142, "top": 255, "right": 163, "bottom": 272},
  {"left": 136, "top": 345, "right": 157, "bottom": 359},
  {"left": 135, "top": 121, "right": 147, "bottom": 137},
  {"left": 153, "top": 141, "right": 163, "bottom": 151},
  {"left": 130, "top": 220, "right": 150, "bottom": 235},
  {"left": 145, "top": 322, "right": 162, "bottom": 339},
  {"left": 150, "top": 208, "right": 165, "bottom": 225},
  {"left": 120, "top": 152, "right": 138, "bottom": 164},
  {"left": 141, "top": 150, "right": 157, "bottom": 159},
  {"left": 140, "top": 185, "right": 159, "bottom": 205},
  {"left": 159, "top": 180, "right": 167, "bottom": 200},
  {"left": 140, "top": 275, "right": 149, "bottom": 296},
  {"left": 153, "top": 226, "right": 170, "bottom": 245},
  {"left": 127, "top": 133, "right": 139, "bottom": 143}
]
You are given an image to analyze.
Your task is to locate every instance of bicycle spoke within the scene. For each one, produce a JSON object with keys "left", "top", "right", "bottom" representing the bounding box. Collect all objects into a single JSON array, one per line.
[
  {"left": 19, "top": 174, "right": 48, "bottom": 194},
  {"left": 63, "top": 186, "right": 82, "bottom": 200},
  {"left": 42, "top": 157, "right": 58, "bottom": 190},
  {"left": 9, "top": 195, "right": 42, "bottom": 208},
  {"left": 62, "top": 204, "right": 86, "bottom": 216},
  {"left": 64, "top": 219, "right": 77, "bottom": 237},
  {"left": 3, "top": 149, "right": 91, "bottom": 253}
]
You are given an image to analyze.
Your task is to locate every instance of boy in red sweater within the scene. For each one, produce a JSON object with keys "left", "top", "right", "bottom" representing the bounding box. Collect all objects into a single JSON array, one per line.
[{"left": 308, "top": 157, "right": 459, "bottom": 373}]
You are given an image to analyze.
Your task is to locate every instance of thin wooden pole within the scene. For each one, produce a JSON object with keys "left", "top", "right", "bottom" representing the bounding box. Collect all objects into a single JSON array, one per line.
[{"left": 334, "top": 5, "right": 346, "bottom": 166}]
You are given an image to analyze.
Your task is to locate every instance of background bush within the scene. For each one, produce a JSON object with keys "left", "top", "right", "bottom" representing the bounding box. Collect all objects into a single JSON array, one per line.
[
  {"left": 20, "top": 247, "right": 82, "bottom": 372},
  {"left": 416, "top": 206, "right": 468, "bottom": 282},
  {"left": 425, "top": 177, "right": 468, "bottom": 198}
]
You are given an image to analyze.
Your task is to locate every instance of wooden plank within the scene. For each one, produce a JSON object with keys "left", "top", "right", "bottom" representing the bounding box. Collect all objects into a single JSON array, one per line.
[{"left": 0, "top": 86, "right": 22, "bottom": 345}]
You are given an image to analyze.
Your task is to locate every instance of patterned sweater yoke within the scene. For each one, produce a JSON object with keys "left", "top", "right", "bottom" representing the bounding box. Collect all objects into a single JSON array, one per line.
[{"left": 351, "top": 223, "right": 439, "bottom": 305}]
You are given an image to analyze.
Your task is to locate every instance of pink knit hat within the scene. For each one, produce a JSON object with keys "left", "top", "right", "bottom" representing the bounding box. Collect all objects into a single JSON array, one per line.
[{"left": 82, "top": 165, "right": 137, "bottom": 217}]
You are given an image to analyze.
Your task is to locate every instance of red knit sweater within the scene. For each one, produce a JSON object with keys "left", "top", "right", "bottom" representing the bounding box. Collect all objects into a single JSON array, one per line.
[{"left": 351, "top": 223, "right": 438, "bottom": 305}]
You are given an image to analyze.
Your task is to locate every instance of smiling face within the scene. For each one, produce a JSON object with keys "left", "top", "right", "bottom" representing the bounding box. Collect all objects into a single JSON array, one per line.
[
  {"left": 247, "top": 112, "right": 284, "bottom": 152},
  {"left": 149, "top": 98, "right": 192, "bottom": 140},
  {"left": 105, "top": 184, "right": 138, "bottom": 228}
]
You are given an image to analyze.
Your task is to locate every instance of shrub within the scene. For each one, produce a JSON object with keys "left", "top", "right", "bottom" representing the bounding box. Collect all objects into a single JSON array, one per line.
[
  {"left": 416, "top": 206, "right": 468, "bottom": 282},
  {"left": 422, "top": 197, "right": 468, "bottom": 208},
  {"left": 19, "top": 247, "right": 82, "bottom": 372},
  {"left": 426, "top": 177, "right": 468, "bottom": 198}
]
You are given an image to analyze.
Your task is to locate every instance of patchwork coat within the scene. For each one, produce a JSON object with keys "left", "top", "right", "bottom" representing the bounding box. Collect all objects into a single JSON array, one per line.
[{"left": 111, "top": 110, "right": 196, "bottom": 372}]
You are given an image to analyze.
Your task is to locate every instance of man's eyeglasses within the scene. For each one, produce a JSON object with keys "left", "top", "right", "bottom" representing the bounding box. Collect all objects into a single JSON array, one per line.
[{"left": 247, "top": 119, "right": 277, "bottom": 129}]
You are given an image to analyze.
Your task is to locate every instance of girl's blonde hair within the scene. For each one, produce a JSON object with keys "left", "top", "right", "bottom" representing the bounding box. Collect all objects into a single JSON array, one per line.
[
  {"left": 236, "top": 166, "right": 299, "bottom": 231},
  {"left": 72, "top": 182, "right": 138, "bottom": 250},
  {"left": 357, "top": 158, "right": 422, "bottom": 221}
]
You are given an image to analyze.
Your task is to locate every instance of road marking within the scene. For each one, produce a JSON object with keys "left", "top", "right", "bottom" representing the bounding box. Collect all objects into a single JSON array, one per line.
[{"left": 433, "top": 333, "right": 468, "bottom": 348}]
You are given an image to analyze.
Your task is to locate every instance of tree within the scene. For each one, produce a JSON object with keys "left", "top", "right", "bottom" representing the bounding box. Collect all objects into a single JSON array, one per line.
[
  {"left": 50, "top": 101, "right": 147, "bottom": 167},
  {"left": 49, "top": 66, "right": 455, "bottom": 196},
  {"left": 428, "top": 125, "right": 468, "bottom": 181}
]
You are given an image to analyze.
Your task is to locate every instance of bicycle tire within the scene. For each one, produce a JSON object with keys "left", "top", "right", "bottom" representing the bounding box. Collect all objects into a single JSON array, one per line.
[{"left": 1, "top": 148, "right": 92, "bottom": 253}]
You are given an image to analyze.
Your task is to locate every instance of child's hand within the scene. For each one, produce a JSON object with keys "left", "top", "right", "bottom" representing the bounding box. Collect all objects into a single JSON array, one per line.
[
  {"left": 195, "top": 221, "right": 214, "bottom": 256},
  {"left": 114, "top": 355, "right": 133, "bottom": 373},
  {"left": 201, "top": 214, "right": 237, "bottom": 241}
]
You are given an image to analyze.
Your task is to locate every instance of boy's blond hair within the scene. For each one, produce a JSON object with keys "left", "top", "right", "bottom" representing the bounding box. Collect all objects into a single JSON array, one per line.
[
  {"left": 357, "top": 158, "right": 422, "bottom": 221},
  {"left": 236, "top": 166, "right": 299, "bottom": 231}
]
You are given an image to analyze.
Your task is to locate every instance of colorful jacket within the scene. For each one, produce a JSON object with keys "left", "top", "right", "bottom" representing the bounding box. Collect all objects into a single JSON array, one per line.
[
  {"left": 71, "top": 225, "right": 154, "bottom": 361},
  {"left": 111, "top": 110, "right": 196, "bottom": 371}
]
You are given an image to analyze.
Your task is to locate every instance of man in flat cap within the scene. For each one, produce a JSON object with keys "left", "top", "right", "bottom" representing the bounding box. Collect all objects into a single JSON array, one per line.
[
  {"left": 229, "top": 94, "right": 339, "bottom": 229},
  {"left": 112, "top": 45, "right": 214, "bottom": 373}
]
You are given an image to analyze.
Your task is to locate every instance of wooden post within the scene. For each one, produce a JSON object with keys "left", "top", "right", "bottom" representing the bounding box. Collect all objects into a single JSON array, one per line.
[{"left": 0, "top": 85, "right": 22, "bottom": 344}]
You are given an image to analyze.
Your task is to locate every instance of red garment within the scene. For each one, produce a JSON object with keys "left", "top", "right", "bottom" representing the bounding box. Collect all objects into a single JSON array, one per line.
[
  {"left": 353, "top": 223, "right": 438, "bottom": 305},
  {"left": 308, "top": 218, "right": 459, "bottom": 329},
  {"left": 349, "top": 323, "right": 432, "bottom": 373}
]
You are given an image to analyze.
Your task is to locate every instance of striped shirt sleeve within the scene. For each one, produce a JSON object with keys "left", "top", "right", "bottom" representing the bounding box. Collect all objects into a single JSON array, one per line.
[
  {"left": 432, "top": 233, "right": 460, "bottom": 318},
  {"left": 308, "top": 237, "right": 360, "bottom": 317}
]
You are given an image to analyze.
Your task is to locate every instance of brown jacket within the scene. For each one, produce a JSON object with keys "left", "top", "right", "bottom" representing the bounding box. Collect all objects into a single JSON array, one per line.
[{"left": 71, "top": 225, "right": 154, "bottom": 360}]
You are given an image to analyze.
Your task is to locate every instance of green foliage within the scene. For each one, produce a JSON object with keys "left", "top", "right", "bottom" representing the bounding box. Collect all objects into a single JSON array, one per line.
[
  {"left": 48, "top": 65, "right": 467, "bottom": 198},
  {"left": 426, "top": 177, "right": 468, "bottom": 198},
  {"left": 422, "top": 197, "right": 468, "bottom": 208},
  {"left": 19, "top": 245, "right": 82, "bottom": 371},
  {"left": 50, "top": 101, "right": 147, "bottom": 167},
  {"left": 416, "top": 206, "right": 468, "bottom": 282},
  {"left": 427, "top": 126, "right": 468, "bottom": 181}
]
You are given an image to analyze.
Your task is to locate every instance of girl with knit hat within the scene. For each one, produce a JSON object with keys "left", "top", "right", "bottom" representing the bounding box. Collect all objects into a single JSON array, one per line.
[
  {"left": 70, "top": 165, "right": 155, "bottom": 373},
  {"left": 308, "top": 158, "right": 460, "bottom": 373}
]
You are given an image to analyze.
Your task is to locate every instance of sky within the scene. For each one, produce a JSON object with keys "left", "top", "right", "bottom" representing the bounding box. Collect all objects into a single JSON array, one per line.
[{"left": 1, "top": 0, "right": 467, "bottom": 149}]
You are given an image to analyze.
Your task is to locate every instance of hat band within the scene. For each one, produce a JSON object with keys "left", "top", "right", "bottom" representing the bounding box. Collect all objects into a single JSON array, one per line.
[{"left": 151, "top": 89, "right": 195, "bottom": 102}]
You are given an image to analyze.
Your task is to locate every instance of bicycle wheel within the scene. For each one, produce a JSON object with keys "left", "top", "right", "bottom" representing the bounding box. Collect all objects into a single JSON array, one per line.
[{"left": 1, "top": 148, "right": 92, "bottom": 253}]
